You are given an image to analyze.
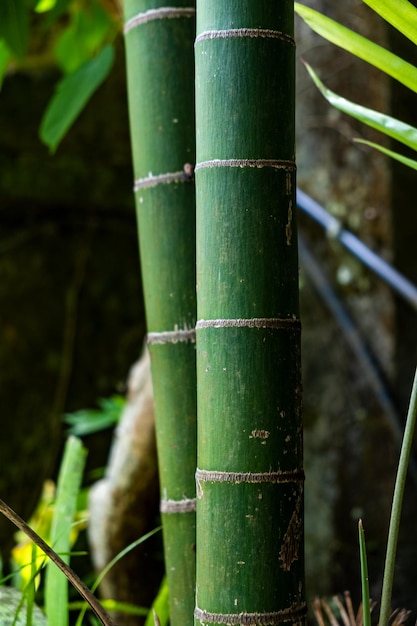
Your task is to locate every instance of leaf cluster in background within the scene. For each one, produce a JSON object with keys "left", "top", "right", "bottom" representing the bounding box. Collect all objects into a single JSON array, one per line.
[
  {"left": 295, "top": 0, "right": 417, "bottom": 170},
  {"left": 64, "top": 395, "right": 124, "bottom": 436},
  {"left": 0, "top": 0, "right": 120, "bottom": 150}
]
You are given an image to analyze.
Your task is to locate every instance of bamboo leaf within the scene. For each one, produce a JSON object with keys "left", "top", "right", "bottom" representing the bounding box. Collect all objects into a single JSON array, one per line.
[
  {"left": 35, "top": 0, "right": 57, "bottom": 13},
  {"left": 39, "top": 45, "right": 114, "bottom": 152},
  {"left": 358, "top": 520, "right": 371, "bottom": 626},
  {"left": 0, "top": 39, "right": 12, "bottom": 91},
  {"left": 354, "top": 138, "right": 417, "bottom": 171},
  {"left": 144, "top": 578, "right": 169, "bottom": 626},
  {"left": 379, "top": 367, "right": 417, "bottom": 626},
  {"left": 304, "top": 62, "right": 417, "bottom": 151},
  {"left": 362, "top": 0, "right": 417, "bottom": 47},
  {"left": 75, "top": 527, "right": 162, "bottom": 626},
  {"left": 54, "top": 1, "right": 115, "bottom": 74},
  {"left": 0, "top": 0, "right": 30, "bottom": 58},
  {"left": 45, "top": 436, "right": 87, "bottom": 626},
  {"left": 294, "top": 2, "right": 417, "bottom": 93}
]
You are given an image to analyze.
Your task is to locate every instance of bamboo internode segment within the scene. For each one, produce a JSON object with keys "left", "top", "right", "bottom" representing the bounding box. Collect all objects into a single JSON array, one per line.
[
  {"left": 124, "top": 6, "right": 195, "bottom": 33},
  {"left": 160, "top": 498, "right": 197, "bottom": 513},
  {"left": 195, "top": 28, "right": 295, "bottom": 45},
  {"left": 195, "top": 469, "right": 304, "bottom": 485},
  {"left": 194, "top": 604, "right": 307, "bottom": 625}
]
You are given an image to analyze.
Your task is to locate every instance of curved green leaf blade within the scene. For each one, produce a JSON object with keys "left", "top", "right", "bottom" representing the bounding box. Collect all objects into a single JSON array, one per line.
[
  {"left": 0, "top": 39, "right": 11, "bottom": 91},
  {"left": 45, "top": 436, "right": 87, "bottom": 626},
  {"left": 54, "top": 1, "right": 114, "bottom": 74},
  {"left": 40, "top": 44, "right": 114, "bottom": 152},
  {"left": 305, "top": 62, "right": 417, "bottom": 151},
  {"left": 0, "top": 0, "right": 29, "bottom": 58},
  {"left": 358, "top": 520, "right": 371, "bottom": 626},
  {"left": 362, "top": 0, "right": 417, "bottom": 47},
  {"left": 355, "top": 138, "right": 417, "bottom": 171},
  {"left": 294, "top": 2, "right": 417, "bottom": 94}
]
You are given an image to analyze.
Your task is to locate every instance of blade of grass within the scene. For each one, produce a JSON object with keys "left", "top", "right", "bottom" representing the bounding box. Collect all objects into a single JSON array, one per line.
[
  {"left": 45, "top": 436, "right": 87, "bottom": 626},
  {"left": 379, "top": 366, "right": 417, "bottom": 626},
  {"left": 294, "top": 3, "right": 417, "bottom": 93},
  {"left": 0, "top": 498, "right": 116, "bottom": 625},
  {"left": 354, "top": 139, "right": 417, "bottom": 171},
  {"left": 358, "top": 520, "right": 371, "bottom": 626},
  {"left": 304, "top": 62, "right": 417, "bottom": 151},
  {"left": 144, "top": 577, "right": 169, "bottom": 626},
  {"left": 75, "top": 526, "right": 162, "bottom": 626},
  {"left": 362, "top": 0, "right": 417, "bottom": 47},
  {"left": 68, "top": 599, "right": 148, "bottom": 616}
]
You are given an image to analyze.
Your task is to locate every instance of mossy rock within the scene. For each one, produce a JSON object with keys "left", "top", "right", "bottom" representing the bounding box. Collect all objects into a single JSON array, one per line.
[{"left": 0, "top": 587, "right": 47, "bottom": 626}]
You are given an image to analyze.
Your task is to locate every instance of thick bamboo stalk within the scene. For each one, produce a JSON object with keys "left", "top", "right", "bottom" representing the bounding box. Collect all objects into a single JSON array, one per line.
[
  {"left": 123, "top": 3, "right": 196, "bottom": 625},
  {"left": 195, "top": 2, "right": 305, "bottom": 624}
]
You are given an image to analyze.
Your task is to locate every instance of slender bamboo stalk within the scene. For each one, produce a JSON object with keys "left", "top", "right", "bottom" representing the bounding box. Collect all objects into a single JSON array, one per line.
[
  {"left": 123, "top": 3, "right": 196, "bottom": 625},
  {"left": 195, "top": 2, "right": 305, "bottom": 624}
]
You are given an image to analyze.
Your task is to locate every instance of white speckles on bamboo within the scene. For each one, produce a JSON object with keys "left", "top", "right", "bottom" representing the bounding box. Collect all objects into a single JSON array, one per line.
[
  {"left": 279, "top": 487, "right": 303, "bottom": 572},
  {"left": 134, "top": 164, "right": 194, "bottom": 191},
  {"left": 195, "top": 468, "right": 304, "bottom": 484},
  {"left": 250, "top": 429, "right": 270, "bottom": 440},
  {"left": 147, "top": 328, "right": 196, "bottom": 345},
  {"left": 286, "top": 171, "right": 292, "bottom": 195},
  {"left": 196, "top": 476, "right": 203, "bottom": 499},
  {"left": 160, "top": 497, "right": 196, "bottom": 514},
  {"left": 286, "top": 200, "right": 293, "bottom": 246},
  {"left": 194, "top": 604, "right": 307, "bottom": 625},
  {"left": 196, "top": 318, "right": 301, "bottom": 331}
]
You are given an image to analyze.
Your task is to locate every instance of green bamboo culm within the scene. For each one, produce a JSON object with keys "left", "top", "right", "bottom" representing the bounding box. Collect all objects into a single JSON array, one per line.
[
  {"left": 195, "top": 2, "right": 305, "bottom": 625},
  {"left": 123, "top": 3, "right": 197, "bottom": 625}
]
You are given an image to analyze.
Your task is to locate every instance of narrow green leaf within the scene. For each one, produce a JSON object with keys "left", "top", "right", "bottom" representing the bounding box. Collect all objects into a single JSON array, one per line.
[
  {"left": 75, "top": 527, "right": 162, "bottom": 626},
  {"left": 45, "top": 436, "right": 87, "bottom": 626},
  {"left": 362, "top": 0, "right": 417, "bottom": 47},
  {"left": 354, "top": 138, "right": 417, "bottom": 171},
  {"left": 0, "top": 39, "right": 11, "bottom": 91},
  {"left": 358, "top": 520, "right": 371, "bottom": 626},
  {"left": 54, "top": 1, "right": 114, "bottom": 74},
  {"left": 39, "top": 45, "right": 114, "bottom": 152},
  {"left": 144, "top": 578, "right": 169, "bottom": 626},
  {"left": 305, "top": 62, "right": 417, "bottom": 151},
  {"left": 0, "top": 0, "right": 29, "bottom": 58},
  {"left": 379, "top": 367, "right": 417, "bottom": 626},
  {"left": 35, "top": 0, "right": 56, "bottom": 13},
  {"left": 294, "top": 2, "right": 417, "bottom": 93}
]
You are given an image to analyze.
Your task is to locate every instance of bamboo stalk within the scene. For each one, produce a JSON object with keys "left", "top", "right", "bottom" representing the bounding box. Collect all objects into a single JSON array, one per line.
[
  {"left": 195, "top": 2, "right": 305, "bottom": 624},
  {"left": 123, "top": 3, "right": 196, "bottom": 624}
]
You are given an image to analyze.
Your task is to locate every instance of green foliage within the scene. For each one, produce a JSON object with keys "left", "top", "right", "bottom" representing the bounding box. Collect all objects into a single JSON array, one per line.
[
  {"left": 54, "top": 1, "right": 116, "bottom": 74},
  {"left": 297, "top": 2, "right": 417, "bottom": 623},
  {"left": 45, "top": 436, "right": 87, "bottom": 626},
  {"left": 64, "top": 395, "right": 124, "bottom": 437},
  {"left": 295, "top": 0, "right": 417, "bottom": 169},
  {"left": 144, "top": 577, "right": 169, "bottom": 626},
  {"left": 39, "top": 44, "right": 115, "bottom": 152},
  {"left": 294, "top": 2, "right": 417, "bottom": 93},
  {"left": 358, "top": 521, "right": 371, "bottom": 626},
  {"left": 0, "top": 0, "right": 35, "bottom": 59},
  {"left": 303, "top": 62, "right": 417, "bottom": 170},
  {"left": 0, "top": 0, "right": 120, "bottom": 149}
]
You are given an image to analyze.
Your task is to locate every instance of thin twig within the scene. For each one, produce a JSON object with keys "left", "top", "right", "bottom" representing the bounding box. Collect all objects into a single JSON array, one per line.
[{"left": 0, "top": 498, "right": 116, "bottom": 626}]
